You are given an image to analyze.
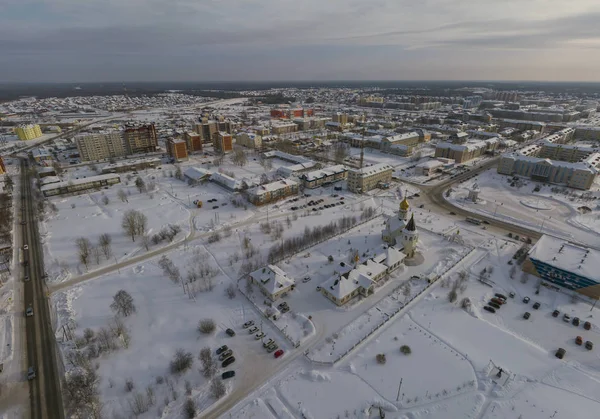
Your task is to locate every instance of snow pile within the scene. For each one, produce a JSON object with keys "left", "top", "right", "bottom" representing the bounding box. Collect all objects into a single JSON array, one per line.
[{"left": 301, "top": 370, "right": 331, "bottom": 382}]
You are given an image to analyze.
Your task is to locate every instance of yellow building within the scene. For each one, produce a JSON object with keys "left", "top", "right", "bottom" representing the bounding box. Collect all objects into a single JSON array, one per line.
[{"left": 15, "top": 124, "right": 42, "bottom": 141}]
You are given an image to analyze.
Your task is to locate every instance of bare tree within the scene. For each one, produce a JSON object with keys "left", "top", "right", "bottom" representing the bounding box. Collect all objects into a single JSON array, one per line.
[
  {"left": 184, "top": 398, "right": 196, "bottom": 418},
  {"left": 225, "top": 283, "right": 236, "bottom": 299},
  {"left": 199, "top": 346, "right": 217, "bottom": 378},
  {"left": 170, "top": 348, "right": 193, "bottom": 374},
  {"left": 134, "top": 211, "right": 148, "bottom": 237},
  {"left": 141, "top": 234, "right": 151, "bottom": 251},
  {"left": 101, "top": 195, "right": 110, "bottom": 205},
  {"left": 198, "top": 319, "right": 216, "bottom": 334},
  {"left": 98, "top": 233, "right": 112, "bottom": 259},
  {"left": 231, "top": 148, "right": 248, "bottom": 167},
  {"left": 110, "top": 290, "right": 136, "bottom": 317},
  {"left": 135, "top": 176, "right": 146, "bottom": 193},
  {"left": 75, "top": 237, "right": 92, "bottom": 268},
  {"left": 117, "top": 189, "right": 128, "bottom": 203},
  {"left": 63, "top": 368, "right": 101, "bottom": 417},
  {"left": 402, "top": 282, "right": 411, "bottom": 302},
  {"left": 448, "top": 289, "right": 458, "bottom": 303},
  {"left": 122, "top": 210, "right": 138, "bottom": 241},
  {"left": 175, "top": 165, "right": 183, "bottom": 180},
  {"left": 92, "top": 245, "right": 101, "bottom": 265},
  {"left": 509, "top": 265, "right": 517, "bottom": 279},
  {"left": 210, "top": 379, "right": 226, "bottom": 399}
]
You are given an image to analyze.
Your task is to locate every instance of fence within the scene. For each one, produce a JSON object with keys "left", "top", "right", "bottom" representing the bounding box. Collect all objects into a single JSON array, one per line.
[{"left": 308, "top": 246, "right": 478, "bottom": 365}]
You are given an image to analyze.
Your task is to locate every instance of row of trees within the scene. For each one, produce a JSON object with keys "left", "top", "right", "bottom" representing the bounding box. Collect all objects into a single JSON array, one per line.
[
  {"left": 75, "top": 233, "right": 113, "bottom": 269},
  {"left": 0, "top": 189, "right": 13, "bottom": 247},
  {"left": 267, "top": 215, "right": 360, "bottom": 263}
]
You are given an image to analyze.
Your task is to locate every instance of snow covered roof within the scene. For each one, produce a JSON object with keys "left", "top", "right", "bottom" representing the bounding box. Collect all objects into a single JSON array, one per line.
[
  {"left": 502, "top": 154, "right": 598, "bottom": 173},
  {"left": 250, "top": 265, "right": 295, "bottom": 295},
  {"left": 436, "top": 140, "right": 491, "bottom": 152},
  {"left": 210, "top": 172, "right": 241, "bottom": 190},
  {"left": 277, "top": 161, "right": 318, "bottom": 176},
  {"left": 40, "top": 173, "right": 120, "bottom": 192},
  {"left": 262, "top": 150, "right": 313, "bottom": 164},
  {"left": 39, "top": 176, "right": 61, "bottom": 186},
  {"left": 184, "top": 167, "right": 212, "bottom": 181},
  {"left": 31, "top": 148, "right": 51, "bottom": 158},
  {"left": 301, "top": 165, "right": 347, "bottom": 181},
  {"left": 528, "top": 235, "right": 600, "bottom": 283},
  {"left": 102, "top": 157, "right": 161, "bottom": 170},
  {"left": 350, "top": 162, "right": 393, "bottom": 176},
  {"left": 248, "top": 179, "right": 298, "bottom": 196},
  {"left": 322, "top": 271, "right": 372, "bottom": 300},
  {"left": 416, "top": 160, "right": 444, "bottom": 169},
  {"left": 384, "top": 132, "right": 419, "bottom": 143}
]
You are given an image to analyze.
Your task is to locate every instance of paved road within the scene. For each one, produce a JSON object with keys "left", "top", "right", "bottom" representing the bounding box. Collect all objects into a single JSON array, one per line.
[{"left": 21, "top": 159, "right": 65, "bottom": 419}]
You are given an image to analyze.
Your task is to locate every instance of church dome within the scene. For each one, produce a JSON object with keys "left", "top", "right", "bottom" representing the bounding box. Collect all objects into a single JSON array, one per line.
[{"left": 400, "top": 197, "right": 410, "bottom": 211}]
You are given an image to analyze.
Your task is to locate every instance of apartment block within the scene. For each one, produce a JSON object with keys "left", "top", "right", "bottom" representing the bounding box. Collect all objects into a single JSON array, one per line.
[
  {"left": 299, "top": 165, "right": 347, "bottom": 189},
  {"left": 235, "top": 132, "right": 262, "bottom": 149},
  {"left": 15, "top": 124, "right": 42, "bottom": 141},
  {"left": 347, "top": 163, "right": 393, "bottom": 193},
  {"left": 123, "top": 123, "right": 158, "bottom": 155},
  {"left": 271, "top": 122, "right": 298, "bottom": 135},
  {"left": 75, "top": 131, "right": 126, "bottom": 162},
  {"left": 435, "top": 139, "right": 498, "bottom": 163},
  {"left": 183, "top": 131, "right": 203, "bottom": 153},
  {"left": 214, "top": 132, "right": 233, "bottom": 154},
  {"left": 539, "top": 142, "right": 599, "bottom": 162},
  {"left": 247, "top": 179, "right": 298, "bottom": 206},
  {"left": 167, "top": 138, "right": 189, "bottom": 161}
]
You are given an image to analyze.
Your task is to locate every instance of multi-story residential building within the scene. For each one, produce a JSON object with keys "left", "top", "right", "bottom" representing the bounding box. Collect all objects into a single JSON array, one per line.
[
  {"left": 497, "top": 153, "right": 599, "bottom": 190},
  {"left": 574, "top": 126, "right": 600, "bottom": 141},
  {"left": 249, "top": 265, "right": 295, "bottom": 301},
  {"left": 166, "top": 138, "right": 188, "bottom": 161},
  {"left": 523, "top": 235, "right": 600, "bottom": 300},
  {"left": 214, "top": 131, "right": 233, "bottom": 154},
  {"left": 270, "top": 107, "right": 314, "bottom": 119},
  {"left": 271, "top": 122, "right": 298, "bottom": 135},
  {"left": 299, "top": 165, "right": 347, "bottom": 189},
  {"left": 434, "top": 139, "right": 498, "bottom": 163},
  {"left": 538, "top": 142, "right": 599, "bottom": 162},
  {"left": 293, "top": 118, "right": 328, "bottom": 131},
  {"left": 15, "top": 124, "right": 42, "bottom": 140},
  {"left": 40, "top": 173, "right": 121, "bottom": 197},
  {"left": 347, "top": 163, "right": 393, "bottom": 193},
  {"left": 235, "top": 132, "right": 262, "bottom": 149},
  {"left": 122, "top": 123, "right": 158, "bottom": 155},
  {"left": 75, "top": 131, "right": 126, "bottom": 162},
  {"left": 247, "top": 179, "right": 298, "bottom": 206},
  {"left": 30, "top": 148, "right": 53, "bottom": 164},
  {"left": 183, "top": 131, "right": 202, "bottom": 153},
  {"left": 332, "top": 112, "right": 348, "bottom": 125},
  {"left": 100, "top": 157, "right": 161, "bottom": 174}
]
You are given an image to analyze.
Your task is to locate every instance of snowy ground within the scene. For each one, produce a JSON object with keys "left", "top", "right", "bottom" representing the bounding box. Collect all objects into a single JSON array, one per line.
[{"left": 448, "top": 168, "right": 600, "bottom": 248}]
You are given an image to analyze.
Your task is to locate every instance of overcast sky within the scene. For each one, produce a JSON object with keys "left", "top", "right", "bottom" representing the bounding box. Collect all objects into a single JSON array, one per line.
[{"left": 2, "top": 0, "right": 600, "bottom": 82}]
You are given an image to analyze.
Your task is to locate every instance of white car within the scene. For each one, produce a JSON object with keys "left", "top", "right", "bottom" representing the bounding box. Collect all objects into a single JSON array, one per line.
[
  {"left": 248, "top": 326, "right": 258, "bottom": 334},
  {"left": 302, "top": 276, "right": 311, "bottom": 283},
  {"left": 23, "top": 244, "right": 29, "bottom": 250},
  {"left": 255, "top": 332, "right": 265, "bottom": 340}
]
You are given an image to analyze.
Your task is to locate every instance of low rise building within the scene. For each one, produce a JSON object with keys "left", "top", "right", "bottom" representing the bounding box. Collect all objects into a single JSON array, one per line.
[
  {"left": 346, "top": 163, "right": 393, "bottom": 193},
  {"left": 247, "top": 179, "right": 298, "bottom": 206},
  {"left": 30, "top": 148, "right": 53, "bottom": 164},
  {"left": 40, "top": 173, "right": 121, "bottom": 197},
  {"left": 210, "top": 172, "right": 242, "bottom": 191},
  {"left": 299, "top": 165, "right": 347, "bottom": 189},
  {"left": 249, "top": 265, "right": 295, "bottom": 301},
  {"left": 523, "top": 235, "right": 600, "bottom": 300},
  {"left": 415, "top": 159, "right": 444, "bottom": 176},
  {"left": 100, "top": 157, "right": 161, "bottom": 174},
  {"left": 15, "top": 124, "right": 42, "bottom": 141},
  {"left": 183, "top": 167, "right": 212, "bottom": 183}
]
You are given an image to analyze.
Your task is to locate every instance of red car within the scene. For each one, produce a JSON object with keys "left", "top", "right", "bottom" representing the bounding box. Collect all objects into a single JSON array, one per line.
[{"left": 274, "top": 349, "right": 284, "bottom": 358}]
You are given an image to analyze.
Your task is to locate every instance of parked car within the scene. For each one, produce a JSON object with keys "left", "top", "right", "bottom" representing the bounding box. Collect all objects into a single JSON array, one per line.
[
  {"left": 523, "top": 296, "right": 530, "bottom": 303},
  {"left": 212, "top": 206, "right": 219, "bottom": 209},
  {"left": 555, "top": 348, "right": 566, "bottom": 359},
  {"left": 302, "top": 276, "right": 311, "bottom": 283},
  {"left": 584, "top": 321, "right": 592, "bottom": 330},
  {"left": 27, "top": 366, "right": 36, "bottom": 380},
  {"left": 216, "top": 345, "right": 228, "bottom": 355},
  {"left": 243, "top": 321, "right": 254, "bottom": 328},
  {"left": 226, "top": 328, "right": 236, "bottom": 337},
  {"left": 221, "top": 356, "right": 235, "bottom": 368},
  {"left": 248, "top": 326, "right": 258, "bottom": 334},
  {"left": 585, "top": 341, "right": 594, "bottom": 350},
  {"left": 26, "top": 307, "right": 33, "bottom": 317},
  {"left": 266, "top": 344, "right": 279, "bottom": 353},
  {"left": 316, "top": 286, "right": 321, "bottom": 291},
  {"left": 255, "top": 332, "right": 265, "bottom": 340},
  {"left": 509, "top": 292, "right": 515, "bottom": 298},
  {"left": 263, "top": 339, "right": 274, "bottom": 348},
  {"left": 222, "top": 370, "right": 235, "bottom": 380},
  {"left": 533, "top": 302, "right": 541, "bottom": 310},
  {"left": 274, "top": 349, "right": 284, "bottom": 358},
  {"left": 573, "top": 317, "right": 580, "bottom": 327},
  {"left": 495, "top": 293, "right": 507, "bottom": 301},
  {"left": 280, "top": 306, "right": 290, "bottom": 314},
  {"left": 563, "top": 314, "right": 571, "bottom": 322},
  {"left": 219, "top": 350, "right": 233, "bottom": 361},
  {"left": 576, "top": 336, "right": 583, "bottom": 346},
  {"left": 523, "top": 312, "right": 531, "bottom": 320},
  {"left": 483, "top": 306, "right": 496, "bottom": 313},
  {"left": 488, "top": 301, "right": 501, "bottom": 310},
  {"left": 552, "top": 310, "right": 560, "bottom": 318},
  {"left": 491, "top": 298, "right": 505, "bottom": 306}
]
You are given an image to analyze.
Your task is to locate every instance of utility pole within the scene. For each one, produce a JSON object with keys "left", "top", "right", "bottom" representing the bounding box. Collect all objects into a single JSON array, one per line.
[{"left": 396, "top": 377, "right": 403, "bottom": 401}]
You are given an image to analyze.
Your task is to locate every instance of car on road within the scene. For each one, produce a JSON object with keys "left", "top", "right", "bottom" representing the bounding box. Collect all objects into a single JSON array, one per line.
[
  {"left": 24, "top": 275, "right": 29, "bottom": 282},
  {"left": 523, "top": 296, "right": 530, "bottom": 304},
  {"left": 222, "top": 370, "right": 235, "bottom": 380},
  {"left": 302, "top": 276, "right": 311, "bottom": 283},
  {"left": 552, "top": 310, "right": 560, "bottom": 317},
  {"left": 26, "top": 307, "right": 33, "bottom": 317},
  {"left": 27, "top": 366, "right": 36, "bottom": 380},
  {"left": 533, "top": 302, "right": 540, "bottom": 310},
  {"left": 563, "top": 314, "right": 571, "bottom": 323},
  {"left": 226, "top": 328, "right": 236, "bottom": 337},
  {"left": 555, "top": 348, "right": 566, "bottom": 359},
  {"left": 248, "top": 326, "right": 259, "bottom": 334},
  {"left": 573, "top": 317, "right": 580, "bottom": 326},
  {"left": 23, "top": 244, "right": 28, "bottom": 250},
  {"left": 216, "top": 345, "right": 228, "bottom": 355},
  {"left": 243, "top": 321, "right": 254, "bottom": 328},
  {"left": 585, "top": 341, "right": 594, "bottom": 350},
  {"left": 584, "top": 321, "right": 592, "bottom": 330},
  {"left": 523, "top": 312, "right": 531, "bottom": 320},
  {"left": 274, "top": 349, "right": 284, "bottom": 358},
  {"left": 483, "top": 306, "right": 496, "bottom": 313},
  {"left": 221, "top": 356, "right": 235, "bottom": 368},
  {"left": 576, "top": 336, "right": 583, "bottom": 346},
  {"left": 255, "top": 332, "right": 265, "bottom": 340},
  {"left": 219, "top": 350, "right": 233, "bottom": 361}
]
